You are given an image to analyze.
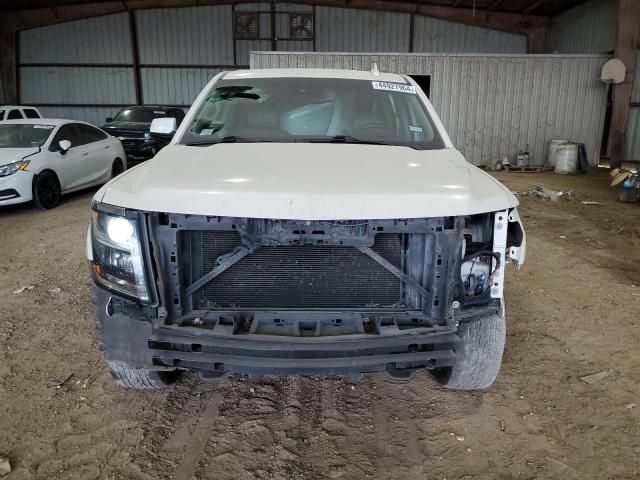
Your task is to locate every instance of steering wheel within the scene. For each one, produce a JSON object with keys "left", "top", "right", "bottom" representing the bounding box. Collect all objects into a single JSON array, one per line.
[{"left": 351, "top": 123, "right": 388, "bottom": 138}]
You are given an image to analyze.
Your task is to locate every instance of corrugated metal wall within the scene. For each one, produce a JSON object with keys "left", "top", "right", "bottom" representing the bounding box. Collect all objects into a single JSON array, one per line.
[
  {"left": 20, "top": 13, "right": 133, "bottom": 63},
  {"left": 135, "top": 6, "right": 234, "bottom": 65},
  {"left": 316, "top": 7, "right": 410, "bottom": 52},
  {"left": 546, "top": 0, "right": 617, "bottom": 54},
  {"left": 252, "top": 52, "right": 609, "bottom": 167},
  {"left": 413, "top": 16, "right": 527, "bottom": 53},
  {"left": 18, "top": 13, "right": 136, "bottom": 124},
  {"left": 16, "top": 4, "right": 528, "bottom": 125}
]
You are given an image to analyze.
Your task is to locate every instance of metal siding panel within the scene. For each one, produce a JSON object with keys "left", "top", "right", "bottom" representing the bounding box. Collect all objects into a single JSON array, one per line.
[
  {"left": 546, "top": 0, "right": 617, "bottom": 54},
  {"left": 316, "top": 7, "right": 409, "bottom": 53},
  {"left": 237, "top": 40, "right": 272, "bottom": 66},
  {"left": 413, "top": 16, "right": 527, "bottom": 54},
  {"left": 276, "top": 40, "right": 314, "bottom": 52},
  {"left": 141, "top": 68, "right": 223, "bottom": 105},
  {"left": 19, "top": 13, "right": 132, "bottom": 64},
  {"left": 136, "top": 6, "right": 234, "bottom": 65},
  {"left": 632, "top": 53, "right": 640, "bottom": 103},
  {"left": 19, "top": 66, "right": 135, "bottom": 104},
  {"left": 35, "top": 106, "right": 123, "bottom": 126},
  {"left": 623, "top": 108, "right": 640, "bottom": 161}
]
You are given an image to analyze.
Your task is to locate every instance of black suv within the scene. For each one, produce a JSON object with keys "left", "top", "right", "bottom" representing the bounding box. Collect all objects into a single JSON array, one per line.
[{"left": 102, "top": 106, "right": 185, "bottom": 161}]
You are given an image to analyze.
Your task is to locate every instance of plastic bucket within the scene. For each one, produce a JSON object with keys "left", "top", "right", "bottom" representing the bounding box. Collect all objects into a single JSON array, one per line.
[
  {"left": 555, "top": 143, "right": 578, "bottom": 174},
  {"left": 548, "top": 139, "right": 568, "bottom": 167}
]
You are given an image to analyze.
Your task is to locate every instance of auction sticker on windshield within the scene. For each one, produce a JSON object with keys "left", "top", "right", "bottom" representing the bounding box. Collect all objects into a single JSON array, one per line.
[{"left": 371, "top": 81, "right": 416, "bottom": 94}]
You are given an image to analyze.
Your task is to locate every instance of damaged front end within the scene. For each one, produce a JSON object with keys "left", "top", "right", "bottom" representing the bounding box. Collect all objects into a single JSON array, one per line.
[{"left": 89, "top": 204, "right": 525, "bottom": 379}]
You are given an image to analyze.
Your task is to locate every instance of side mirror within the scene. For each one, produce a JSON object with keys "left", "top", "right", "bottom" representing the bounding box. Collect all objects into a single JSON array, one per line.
[
  {"left": 150, "top": 117, "right": 177, "bottom": 140},
  {"left": 105, "top": 117, "right": 113, "bottom": 123},
  {"left": 58, "top": 140, "right": 71, "bottom": 154}
]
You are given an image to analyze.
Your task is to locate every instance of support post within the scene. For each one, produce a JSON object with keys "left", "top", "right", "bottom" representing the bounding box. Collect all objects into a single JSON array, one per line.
[
  {"left": 128, "top": 10, "right": 143, "bottom": 105},
  {"left": 527, "top": 25, "right": 547, "bottom": 54},
  {"left": 0, "top": 16, "right": 18, "bottom": 104},
  {"left": 610, "top": 0, "right": 640, "bottom": 169}
]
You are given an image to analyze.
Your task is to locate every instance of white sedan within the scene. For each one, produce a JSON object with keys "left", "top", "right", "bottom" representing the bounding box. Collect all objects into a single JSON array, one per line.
[{"left": 0, "top": 119, "right": 126, "bottom": 209}]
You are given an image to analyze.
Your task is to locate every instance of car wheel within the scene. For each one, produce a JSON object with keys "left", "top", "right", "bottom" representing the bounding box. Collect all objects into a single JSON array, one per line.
[
  {"left": 32, "top": 171, "right": 61, "bottom": 210},
  {"left": 111, "top": 158, "right": 124, "bottom": 178},
  {"left": 106, "top": 360, "right": 179, "bottom": 390},
  {"left": 433, "top": 311, "right": 506, "bottom": 390},
  {"left": 93, "top": 286, "right": 179, "bottom": 390}
]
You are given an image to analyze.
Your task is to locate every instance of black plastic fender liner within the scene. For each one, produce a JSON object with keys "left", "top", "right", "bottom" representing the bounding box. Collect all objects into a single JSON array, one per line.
[{"left": 93, "top": 285, "right": 155, "bottom": 367}]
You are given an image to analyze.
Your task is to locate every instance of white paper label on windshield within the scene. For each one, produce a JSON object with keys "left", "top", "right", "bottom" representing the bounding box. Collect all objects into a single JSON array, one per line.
[
  {"left": 409, "top": 125, "right": 423, "bottom": 133},
  {"left": 33, "top": 125, "right": 54, "bottom": 129},
  {"left": 371, "top": 81, "right": 416, "bottom": 94}
]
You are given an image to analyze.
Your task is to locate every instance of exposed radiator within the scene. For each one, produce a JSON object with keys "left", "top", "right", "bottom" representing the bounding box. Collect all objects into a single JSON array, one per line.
[{"left": 198, "top": 232, "right": 403, "bottom": 309}]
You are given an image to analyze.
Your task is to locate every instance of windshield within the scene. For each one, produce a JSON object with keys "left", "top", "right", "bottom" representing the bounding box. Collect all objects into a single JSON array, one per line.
[
  {"left": 181, "top": 77, "right": 445, "bottom": 149},
  {"left": 0, "top": 124, "right": 54, "bottom": 148},
  {"left": 113, "top": 108, "right": 167, "bottom": 123}
]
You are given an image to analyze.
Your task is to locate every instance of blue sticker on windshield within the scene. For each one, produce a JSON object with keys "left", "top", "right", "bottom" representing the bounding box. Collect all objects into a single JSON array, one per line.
[{"left": 409, "top": 125, "right": 423, "bottom": 133}]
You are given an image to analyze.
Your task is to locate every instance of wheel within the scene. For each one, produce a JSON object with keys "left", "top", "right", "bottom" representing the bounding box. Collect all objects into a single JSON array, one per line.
[
  {"left": 111, "top": 158, "right": 124, "bottom": 178},
  {"left": 93, "top": 286, "right": 179, "bottom": 390},
  {"left": 106, "top": 360, "right": 179, "bottom": 390},
  {"left": 434, "top": 311, "right": 506, "bottom": 390},
  {"left": 32, "top": 171, "right": 61, "bottom": 209}
]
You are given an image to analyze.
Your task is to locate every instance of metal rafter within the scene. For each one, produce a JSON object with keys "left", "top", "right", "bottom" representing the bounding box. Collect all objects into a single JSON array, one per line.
[{"left": 523, "top": 0, "right": 547, "bottom": 15}]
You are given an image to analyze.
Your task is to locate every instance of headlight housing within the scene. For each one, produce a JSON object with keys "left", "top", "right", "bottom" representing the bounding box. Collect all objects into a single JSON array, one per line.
[
  {"left": 0, "top": 160, "right": 30, "bottom": 177},
  {"left": 90, "top": 204, "right": 152, "bottom": 302}
]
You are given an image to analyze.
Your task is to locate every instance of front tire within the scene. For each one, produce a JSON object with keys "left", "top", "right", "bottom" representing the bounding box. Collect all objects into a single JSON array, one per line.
[
  {"left": 93, "top": 287, "right": 179, "bottom": 390},
  {"left": 111, "top": 158, "right": 124, "bottom": 179},
  {"left": 106, "top": 360, "right": 179, "bottom": 390},
  {"left": 32, "top": 171, "right": 61, "bottom": 209},
  {"left": 434, "top": 311, "right": 506, "bottom": 390}
]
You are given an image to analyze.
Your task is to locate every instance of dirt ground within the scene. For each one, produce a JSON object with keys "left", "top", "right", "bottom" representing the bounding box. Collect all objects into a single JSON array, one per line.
[{"left": 1, "top": 169, "right": 639, "bottom": 480}]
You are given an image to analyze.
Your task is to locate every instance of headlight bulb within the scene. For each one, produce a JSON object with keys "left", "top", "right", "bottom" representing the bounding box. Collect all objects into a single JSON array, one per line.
[{"left": 106, "top": 217, "right": 134, "bottom": 248}]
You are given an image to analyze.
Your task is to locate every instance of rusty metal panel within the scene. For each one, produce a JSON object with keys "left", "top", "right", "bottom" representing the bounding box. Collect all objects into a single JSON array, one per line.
[
  {"left": 19, "top": 13, "right": 132, "bottom": 64},
  {"left": 623, "top": 109, "right": 640, "bottom": 161},
  {"left": 251, "top": 52, "right": 610, "bottom": 167},
  {"left": 19, "top": 66, "right": 136, "bottom": 105},
  {"left": 140, "top": 68, "right": 223, "bottom": 106},
  {"left": 546, "top": 0, "right": 617, "bottom": 54},
  {"left": 315, "top": 7, "right": 410, "bottom": 52},
  {"left": 136, "top": 6, "right": 234, "bottom": 65},
  {"left": 413, "top": 16, "right": 527, "bottom": 54}
]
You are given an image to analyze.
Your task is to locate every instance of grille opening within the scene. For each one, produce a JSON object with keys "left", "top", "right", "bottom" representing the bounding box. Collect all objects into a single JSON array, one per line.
[
  {"left": 191, "top": 344, "right": 202, "bottom": 352},
  {"left": 198, "top": 232, "right": 404, "bottom": 309}
]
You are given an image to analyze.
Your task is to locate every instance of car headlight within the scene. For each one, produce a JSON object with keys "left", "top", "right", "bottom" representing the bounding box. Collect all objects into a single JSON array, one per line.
[
  {"left": 90, "top": 206, "right": 151, "bottom": 302},
  {"left": 144, "top": 132, "right": 152, "bottom": 140},
  {"left": 0, "top": 160, "right": 30, "bottom": 177}
]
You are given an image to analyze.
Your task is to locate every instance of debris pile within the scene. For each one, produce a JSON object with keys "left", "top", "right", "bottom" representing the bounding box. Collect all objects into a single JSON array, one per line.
[{"left": 512, "top": 185, "right": 576, "bottom": 202}]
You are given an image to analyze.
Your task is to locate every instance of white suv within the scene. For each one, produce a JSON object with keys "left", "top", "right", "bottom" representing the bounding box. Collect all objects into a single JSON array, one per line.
[
  {"left": 0, "top": 106, "right": 42, "bottom": 121},
  {"left": 88, "top": 68, "right": 526, "bottom": 390}
]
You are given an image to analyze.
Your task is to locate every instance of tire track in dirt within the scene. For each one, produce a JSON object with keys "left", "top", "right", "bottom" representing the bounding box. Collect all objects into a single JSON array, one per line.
[{"left": 171, "top": 392, "right": 223, "bottom": 480}]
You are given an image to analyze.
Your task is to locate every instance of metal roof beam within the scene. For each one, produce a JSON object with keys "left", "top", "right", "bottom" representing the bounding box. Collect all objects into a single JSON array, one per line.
[{"left": 523, "top": 0, "right": 547, "bottom": 15}]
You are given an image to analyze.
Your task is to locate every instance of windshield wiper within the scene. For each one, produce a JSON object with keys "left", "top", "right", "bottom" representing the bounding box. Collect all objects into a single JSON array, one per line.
[
  {"left": 302, "top": 135, "right": 428, "bottom": 149},
  {"left": 304, "top": 135, "right": 388, "bottom": 146},
  {"left": 186, "top": 136, "right": 249, "bottom": 146}
]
